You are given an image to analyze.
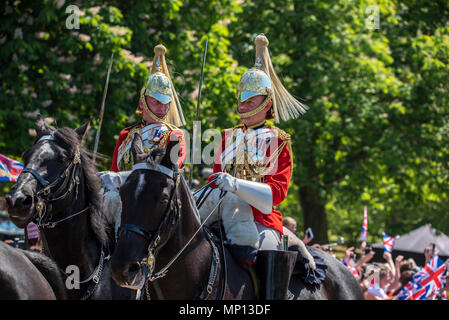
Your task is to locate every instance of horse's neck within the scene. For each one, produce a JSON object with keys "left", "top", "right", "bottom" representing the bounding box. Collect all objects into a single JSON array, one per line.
[
  {"left": 152, "top": 178, "right": 213, "bottom": 299},
  {"left": 160, "top": 180, "right": 205, "bottom": 258},
  {"left": 40, "top": 179, "right": 101, "bottom": 283}
]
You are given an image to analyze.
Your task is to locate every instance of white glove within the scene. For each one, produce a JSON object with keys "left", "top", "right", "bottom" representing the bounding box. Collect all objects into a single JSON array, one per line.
[
  {"left": 213, "top": 172, "right": 238, "bottom": 192},
  {"left": 213, "top": 172, "right": 273, "bottom": 214},
  {"left": 97, "top": 171, "right": 131, "bottom": 192}
]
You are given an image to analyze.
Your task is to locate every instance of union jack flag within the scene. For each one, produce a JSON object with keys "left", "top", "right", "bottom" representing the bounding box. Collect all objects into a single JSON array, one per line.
[
  {"left": 396, "top": 282, "right": 429, "bottom": 300},
  {"left": 415, "top": 255, "right": 447, "bottom": 295},
  {"left": 396, "top": 255, "right": 447, "bottom": 300},
  {"left": 0, "top": 154, "right": 24, "bottom": 182},
  {"left": 382, "top": 233, "right": 400, "bottom": 253},
  {"left": 341, "top": 258, "right": 359, "bottom": 278},
  {"left": 360, "top": 206, "right": 368, "bottom": 242}
]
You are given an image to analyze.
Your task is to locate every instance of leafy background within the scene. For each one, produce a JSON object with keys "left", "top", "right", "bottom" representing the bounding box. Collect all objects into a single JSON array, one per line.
[{"left": 1, "top": 0, "right": 448, "bottom": 246}]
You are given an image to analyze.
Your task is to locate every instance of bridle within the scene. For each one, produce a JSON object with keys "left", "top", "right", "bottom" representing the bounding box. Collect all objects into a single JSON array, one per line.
[
  {"left": 20, "top": 135, "right": 89, "bottom": 229},
  {"left": 120, "top": 162, "right": 181, "bottom": 283},
  {"left": 19, "top": 134, "right": 105, "bottom": 299},
  {"left": 122, "top": 162, "right": 228, "bottom": 286}
]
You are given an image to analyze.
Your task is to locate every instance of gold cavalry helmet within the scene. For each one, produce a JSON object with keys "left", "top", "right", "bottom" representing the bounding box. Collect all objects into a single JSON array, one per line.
[
  {"left": 236, "top": 34, "right": 308, "bottom": 122},
  {"left": 139, "top": 44, "right": 185, "bottom": 127}
]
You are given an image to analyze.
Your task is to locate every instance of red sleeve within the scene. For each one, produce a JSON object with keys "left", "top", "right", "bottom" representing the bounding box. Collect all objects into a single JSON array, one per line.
[
  {"left": 167, "top": 129, "right": 186, "bottom": 169},
  {"left": 212, "top": 134, "right": 226, "bottom": 174},
  {"left": 263, "top": 138, "right": 292, "bottom": 206},
  {"left": 110, "top": 129, "right": 130, "bottom": 172},
  {"left": 203, "top": 134, "right": 227, "bottom": 186}
]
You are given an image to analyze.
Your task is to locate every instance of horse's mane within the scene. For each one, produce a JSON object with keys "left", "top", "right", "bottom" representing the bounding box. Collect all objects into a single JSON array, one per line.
[
  {"left": 145, "top": 147, "right": 201, "bottom": 224},
  {"left": 53, "top": 127, "right": 112, "bottom": 246},
  {"left": 143, "top": 147, "right": 166, "bottom": 167}
]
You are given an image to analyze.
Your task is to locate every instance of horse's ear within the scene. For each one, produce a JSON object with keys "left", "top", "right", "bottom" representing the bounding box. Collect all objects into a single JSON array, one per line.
[
  {"left": 35, "top": 114, "right": 52, "bottom": 138},
  {"left": 75, "top": 118, "right": 91, "bottom": 142},
  {"left": 131, "top": 133, "right": 145, "bottom": 163},
  {"left": 161, "top": 140, "right": 180, "bottom": 169}
]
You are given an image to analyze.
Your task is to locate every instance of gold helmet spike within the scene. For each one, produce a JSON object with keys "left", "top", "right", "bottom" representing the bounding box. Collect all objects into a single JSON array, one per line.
[
  {"left": 237, "top": 34, "right": 308, "bottom": 122},
  {"left": 139, "top": 44, "right": 185, "bottom": 127}
]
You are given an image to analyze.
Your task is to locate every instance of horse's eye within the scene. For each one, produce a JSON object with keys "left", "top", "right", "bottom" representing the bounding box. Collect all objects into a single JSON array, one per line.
[{"left": 160, "top": 197, "right": 169, "bottom": 205}]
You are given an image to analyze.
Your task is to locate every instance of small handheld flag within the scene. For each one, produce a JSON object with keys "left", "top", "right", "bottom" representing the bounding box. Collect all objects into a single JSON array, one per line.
[
  {"left": 0, "top": 154, "right": 24, "bottom": 182},
  {"left": 382, "top": 233, "right": 400, "bottom": 253},
  {"left": 396, "top": 255, "right": 447, "bottom": 300},
  {"left": 360, "top": 206, "right": 368, "bottom": 242},
  {"left": 341, "top": 258, "right": 359, "bottom": 278}
]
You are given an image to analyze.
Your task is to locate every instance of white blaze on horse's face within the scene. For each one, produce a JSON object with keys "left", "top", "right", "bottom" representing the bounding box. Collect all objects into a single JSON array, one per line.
[
  {"left": 35, "top": 142, "right": 56, "bottom": 176},
  {"left": 135, "top": 173, "right": 146, "bottom": 202}
]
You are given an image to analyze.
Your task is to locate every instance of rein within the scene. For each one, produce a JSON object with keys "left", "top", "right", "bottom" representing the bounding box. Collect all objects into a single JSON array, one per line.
[
  {"left": 20, "top": 135, "right": 89, "bottom": 229},
  {"left": 124, "top": 163, "right": 227, "bottom": 288},
  {"left": 121, "top": 162, "right": 181, "bottom": 281},
  {"left": 19, "top": 134, "right": 105, "bottom": 298}
]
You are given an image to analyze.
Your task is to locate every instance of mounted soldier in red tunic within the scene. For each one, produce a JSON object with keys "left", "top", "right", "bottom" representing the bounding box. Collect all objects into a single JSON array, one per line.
[
  {"left": 99, "top": 44, "right": 186, "bottom": 234},
  {"left": 198, "top": 34, "right": 327, "bottom": 299}
]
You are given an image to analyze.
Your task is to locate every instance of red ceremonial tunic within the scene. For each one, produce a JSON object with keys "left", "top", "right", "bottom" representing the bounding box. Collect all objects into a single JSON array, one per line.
[
  {"left": 211, "top": 124, "right": 292, "bottom": 235},
  {"left": 110, "top": 121, "right": 186, "bottom": 172}
]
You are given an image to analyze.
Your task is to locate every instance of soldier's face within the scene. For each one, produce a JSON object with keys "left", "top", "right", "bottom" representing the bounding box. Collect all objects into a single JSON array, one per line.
[
  {"left": 140, "top": 96, "right": 170, "bottom": 122},
  {"left": 238, "top": 95, "right": 270, "bottom": 127}
]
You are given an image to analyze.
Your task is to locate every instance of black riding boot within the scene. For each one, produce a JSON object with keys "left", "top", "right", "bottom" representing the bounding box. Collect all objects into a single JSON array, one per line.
[{"left": 255, "top": 250, "right": 297, "bottom": 300}]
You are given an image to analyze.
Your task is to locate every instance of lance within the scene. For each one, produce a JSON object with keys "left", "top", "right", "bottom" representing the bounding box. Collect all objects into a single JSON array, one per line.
[
  {"left": 92, "top": 53, "right": 114, "bottom": 164},
  {"left": 189, "top": 37, "right": 208, "bottom": 189}
]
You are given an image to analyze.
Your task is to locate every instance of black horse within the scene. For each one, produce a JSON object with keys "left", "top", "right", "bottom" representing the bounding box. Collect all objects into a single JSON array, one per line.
[
  {"left": 111, "top": 134, "right": 364, "bottom": 300},
  {"left": 6, "top": 115, "right": 135, "bottom": 300},
  {"left": 0, "top": 240, "right": 66, "bottom": 299}
]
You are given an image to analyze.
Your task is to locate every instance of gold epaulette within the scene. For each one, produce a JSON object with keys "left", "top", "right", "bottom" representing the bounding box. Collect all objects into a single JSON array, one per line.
[
  {"left": 123, "top": 122, "right": 140, "bottom": 132},
  {"left": 163, "top": 121, "right": 179, "bottom": 131},
  {"left": 269, "top": 126, "right": 293, "bottom": 177},
  {"left": 118, "top": 125, "right": 141, "bottom": 154},
  {"left": 223, "top": 124, "right": 244, "bottom": 134},
  {"left": 162, "top": 122, "right": 185, "bottom": 144},
  {"left": 270, "top": 126, "right": 291, "bottom": 142}
]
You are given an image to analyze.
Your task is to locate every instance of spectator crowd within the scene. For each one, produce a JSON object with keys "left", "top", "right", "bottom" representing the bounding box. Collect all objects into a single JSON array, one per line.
[{"left": 283, "top": 216, "right": 449, "bottom": 300}]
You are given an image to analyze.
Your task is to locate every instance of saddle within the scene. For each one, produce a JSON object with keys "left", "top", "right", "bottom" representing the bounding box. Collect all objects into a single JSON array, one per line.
[{"left": 206, "top": 222, "right": 327, "bottom": 292}]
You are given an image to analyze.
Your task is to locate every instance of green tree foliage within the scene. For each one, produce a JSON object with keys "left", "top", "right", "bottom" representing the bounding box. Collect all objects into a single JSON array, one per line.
[
  {"left": 1, "top": 1, "right": 146, "bottom": 166},
  {"left": 229, "top": 0, "right": 449, "bottom": 243},
  {"left": 1, "top": 0, "right": 448, "bottom": 246},
  {"left": 0, "top": 0, "right": 242, "bottom": 168}
]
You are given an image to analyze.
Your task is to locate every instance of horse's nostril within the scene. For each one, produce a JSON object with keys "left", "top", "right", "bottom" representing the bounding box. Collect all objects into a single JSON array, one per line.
[
  {"left": 23, "top": 196, "right": 33, "bottom": 207},
  {"left": 11, "top": 193, "right": 33, "bottom": 211},
  {"left": 5, "top": 194, "right": 15, "bottom": 208},
  {"left": 22, "top": 196, "right": 32, "bottom": 207}
]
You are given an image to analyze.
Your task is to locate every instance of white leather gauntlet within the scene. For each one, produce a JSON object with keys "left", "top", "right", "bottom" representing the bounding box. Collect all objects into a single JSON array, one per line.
[
  {"left": 97, "top": 171, "right": 131, "bottom": 192},
  {"left": 214, "top": 172, "right": 273, "bottom": 214}
]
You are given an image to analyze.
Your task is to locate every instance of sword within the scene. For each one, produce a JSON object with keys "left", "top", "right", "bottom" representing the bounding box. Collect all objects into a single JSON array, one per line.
[
  {"left": 93, "top": 53, "right": 114, "bottom": 164},
  {"left": 189, "top": 37, "right": 208, "bottom": 189}
]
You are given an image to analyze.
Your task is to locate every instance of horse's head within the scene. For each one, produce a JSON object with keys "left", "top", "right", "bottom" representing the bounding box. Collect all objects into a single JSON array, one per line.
[
  {"left": 111, "top": 133, "right": 181, "bottom": 289},
  {"left": 6, "top": 115, "right": 91, "bottom": 228}
]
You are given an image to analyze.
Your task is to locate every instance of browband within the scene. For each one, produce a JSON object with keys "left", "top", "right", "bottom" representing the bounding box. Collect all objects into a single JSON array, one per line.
[
  {"left": 132, "top": 163, "right": 175, "bottom": 179},
  {"left": 38, "top": 135, "right": 55, "bottom": 143}
]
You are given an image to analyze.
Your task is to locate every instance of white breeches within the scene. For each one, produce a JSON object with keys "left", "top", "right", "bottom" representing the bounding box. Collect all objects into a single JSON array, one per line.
[
  {"left": 256, "top": 221, "right": 282, "bottom": 250},
  {"left": 197, "top": 188, "right": 282, "bottom": 250},
  {"left": 97, "top": 171, "right": 125, "bottom": 236}
]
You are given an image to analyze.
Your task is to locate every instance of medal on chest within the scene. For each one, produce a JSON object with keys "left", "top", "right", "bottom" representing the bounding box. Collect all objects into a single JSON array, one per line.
[{"left": 222, "top": 127, "right": 275, "bottom": 179}]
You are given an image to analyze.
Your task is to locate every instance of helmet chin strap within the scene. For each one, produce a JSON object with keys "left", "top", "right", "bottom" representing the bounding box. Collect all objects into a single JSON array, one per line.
[
  {"left": 238, "top": 93, "right": 272, "bottom": 119},
  {"left": 141, "top": 95, "right": 169, "bottom": 123}
]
